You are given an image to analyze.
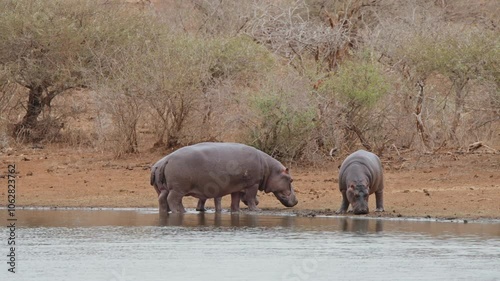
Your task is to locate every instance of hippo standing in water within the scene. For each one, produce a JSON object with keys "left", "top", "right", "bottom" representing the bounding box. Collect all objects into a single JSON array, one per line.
[
  {"left": 150, "top": 142, "right": 298, "bottom": 214},
  {"left": 336, "top": 150, "right": 384, "bottom": 215}
]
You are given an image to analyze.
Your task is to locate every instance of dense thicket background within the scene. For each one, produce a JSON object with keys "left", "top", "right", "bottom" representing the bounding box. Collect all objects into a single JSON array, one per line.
[{"left": 0, "top": 0, "right": 498, "bottom": 162}]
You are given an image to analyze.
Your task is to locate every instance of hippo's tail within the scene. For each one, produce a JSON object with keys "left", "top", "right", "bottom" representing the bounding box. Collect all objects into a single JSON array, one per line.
[
  {"left": 150, "top": 160, "right": 169, "bottom": 196},
  {"left": 150, "top": 167, "right": 161, "bottom": 196}
]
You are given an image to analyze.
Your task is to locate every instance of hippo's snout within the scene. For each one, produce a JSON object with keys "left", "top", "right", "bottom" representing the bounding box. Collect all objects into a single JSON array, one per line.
[
  {"left": 275, "top": 192, "right": 298, "bottom": 207},
  {"left": 283, "top": 197, "right": 298, "bottom": 207},
  {"left": 353, "top": 208, "right": 369, "bottom": 215}
]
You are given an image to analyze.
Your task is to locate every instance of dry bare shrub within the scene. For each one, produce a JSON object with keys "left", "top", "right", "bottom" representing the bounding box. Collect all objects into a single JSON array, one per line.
[
  {"left": 0, "top": 73, "right": 11, "bottom": 148},
  {"left": 0, "top": 69, "right": 15, "bottom": 116},
  {"left": 395, "top": 29, "right": 498, "bottom": 149},
  {"left": 437, "top": 0, "right": 500, "bottom": 29},
  {"left": 91, "top": 42, "right": 149, "bottom": 155},
  {"left": 80, "top": 2, "right": 163, "bottom": 155},
  {"left": 0, "top": 0, "right": 99, "bottom": 140},
  {"left": 459, "top": 80, "right": 499, "bottom": 144},
  {"left": 94, "top": 89, "right": 144, "bottom": 155},
  {"left": 150, "top": 0, "right": 260, "bottom": 36},
  {"left": 43, "top": 89, "right": 96, "bottom": 147},
  {"left": 0, "top": 0, "right": 160, "bottom": 145},
  {"left": 85, "top": 8, "right": 274, "bottom": 153},
  {"left": 245, "top": 0, "right": 358, "bottom": 73},
  {"left": 189, "top": 36, "right": 276, "bottom": 142},
  {"left": 141, "top": 34, "right": 274, "bottom": 149},
  {"left": 365, "top": 0, "right": 500, "bottom": 151},
  {"left": 1, "top": 69, "right": 29, "bottom": 146},
  {"left": 140, "top": 34, "right": 206, "bottom": 149},
  {"left": 189, "top": 0, "right": 256, "bottom": 36},
  {"left": 403, "top": 30, "right": 496, "bottom": 130},
  {"left": 57, "top": 127, "right": 94, "bottom": 148}
]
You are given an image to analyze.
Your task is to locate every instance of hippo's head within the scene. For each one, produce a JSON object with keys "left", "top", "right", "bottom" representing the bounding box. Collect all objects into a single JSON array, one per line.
[
  {"left": 346, "top": 181, "right": 370, "bottom": 214},
  {"left": 265, "top": 167, "right": 298, "bottom": 207}
]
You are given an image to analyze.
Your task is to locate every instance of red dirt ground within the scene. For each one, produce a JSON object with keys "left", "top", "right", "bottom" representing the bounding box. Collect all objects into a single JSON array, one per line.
[{"left": 1, "top": 145, "right": 499, "bottom": 220}]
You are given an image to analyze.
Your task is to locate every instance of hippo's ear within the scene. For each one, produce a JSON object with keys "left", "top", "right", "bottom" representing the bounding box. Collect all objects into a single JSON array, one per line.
[{"left": 284, "top": 167, "right": 289, "bottom": 174}]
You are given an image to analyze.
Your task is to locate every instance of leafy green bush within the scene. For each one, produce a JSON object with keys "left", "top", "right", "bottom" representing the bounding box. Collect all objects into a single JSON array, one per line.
[
  {"left": 326, "top": 57, "right": 389, "bottom": 108},
  {"left": 245, "top": 80, "right": 316, "bottom": 162},
  {"left": 400, "top": 30, "right": 498, "bottom": 82},
  {"left": 318, "top": 55, "right": 390, "bottom": 151},
  {"left": 208, "top": 36, "right": 275, "bottom": 82}
]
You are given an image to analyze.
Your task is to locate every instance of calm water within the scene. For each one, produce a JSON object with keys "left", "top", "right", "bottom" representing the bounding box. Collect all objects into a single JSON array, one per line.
[{"left": 1, "top": 208, "right": 499, "bottom": 281}]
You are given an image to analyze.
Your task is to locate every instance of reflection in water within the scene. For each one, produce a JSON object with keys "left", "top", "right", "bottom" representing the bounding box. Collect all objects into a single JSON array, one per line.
[
  {"left": 5, "top": 208, "right": 499, "bottom": 237},
  {"left": 340, "top": 217, "right": 384, "bottom": 233},
  {"left": 161, "top": 212, "right": 383, "bottom": 232},
  {"left": 0, "top": 209, "right": 499, "bottom": 281},
  {"left": 158, "top": 212, "right": 265, "bottom": 228}
]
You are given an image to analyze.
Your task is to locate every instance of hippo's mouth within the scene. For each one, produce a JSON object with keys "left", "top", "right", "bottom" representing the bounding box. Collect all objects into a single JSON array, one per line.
[
  {"left": 353, "top": 209, "right": 369, "bottom": 215},
  {"left": 351, "top": 203, "right": 369, "bottom": 214}
]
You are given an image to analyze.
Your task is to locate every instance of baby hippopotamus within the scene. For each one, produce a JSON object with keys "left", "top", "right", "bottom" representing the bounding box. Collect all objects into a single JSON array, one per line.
[
  {"left": 196, "top": 190, "right": 260, "bottom": 212},
  {"left": 336, "top": 150, "right": 384, "bottom": 215}
]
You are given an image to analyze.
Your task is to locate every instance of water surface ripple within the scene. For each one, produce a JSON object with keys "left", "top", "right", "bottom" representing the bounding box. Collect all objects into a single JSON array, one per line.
[{"left": 1, "top": 209, "right": 499, "bottom": 281}]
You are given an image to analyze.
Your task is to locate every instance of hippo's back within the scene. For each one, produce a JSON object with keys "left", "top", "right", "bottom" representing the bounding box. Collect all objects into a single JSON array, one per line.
[
  {"left": 166, "top": 142, "right": 262, "bottom": 164},
  {"left": 162, "top": 142, "right": 269, "bottom": 194},
  {"left": 341, "top": 150, "right": 381, "bottom": 171},
  {"left": 158, "top": 142, "right": 278, "bottom": 198},
  {"left": 339, "top": 150, "right": 383, "bottom": 190}
]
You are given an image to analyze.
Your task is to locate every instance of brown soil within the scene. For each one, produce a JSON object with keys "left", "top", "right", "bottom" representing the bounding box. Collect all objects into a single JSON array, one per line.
[{"left": 1, "top": 145, "right": 499, "bottom": 220}]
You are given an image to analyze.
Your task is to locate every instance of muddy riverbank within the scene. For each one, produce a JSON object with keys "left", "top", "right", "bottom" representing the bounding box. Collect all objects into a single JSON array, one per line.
[{"left": 1, "top": 146, "right": 499, "bottom": 219}]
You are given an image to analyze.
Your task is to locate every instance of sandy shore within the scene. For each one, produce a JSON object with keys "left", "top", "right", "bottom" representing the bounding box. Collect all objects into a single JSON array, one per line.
[{"left": 2, "top": 146, "right": 499, "bottom": 220}]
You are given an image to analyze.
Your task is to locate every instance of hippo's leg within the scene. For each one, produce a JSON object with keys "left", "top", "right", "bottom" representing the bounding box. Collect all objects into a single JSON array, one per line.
[
  {"left": 214, "top": 197, "right": 222, "bottom": 212},
  {"left": 335, "top": 190, "right": 349, "bottom": 214},
  {"left": 241, "top": 192, "right": 249, "bottom": 207},
  {"left": 196, "top": 199, "right": 207, "bottom": 212},
  {"left": 158, "top": 190, "right": 170, "bottom": 214},
  {"left": 167, "top": 190, "right": 186, "bottom": 213},
  {"left": 230, "top": 192, "right": 241, "bottom": 212},
  {"left": 244, "top": 185, "right": 260, "bottom": 211},
  {"left": 375, "top": 189, "right": 384, "bottom": 212},
  {"left": 241, "top": 188, "right": 260, "bottom": 208}
]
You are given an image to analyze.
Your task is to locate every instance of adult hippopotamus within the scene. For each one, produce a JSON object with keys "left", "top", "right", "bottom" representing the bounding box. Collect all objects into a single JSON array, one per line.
[
  {"left": 336, "top": 150, "right": 384, "bottom": 215},
  {"left": 150, "top": 142, "right": 298, "bottom": 214}
]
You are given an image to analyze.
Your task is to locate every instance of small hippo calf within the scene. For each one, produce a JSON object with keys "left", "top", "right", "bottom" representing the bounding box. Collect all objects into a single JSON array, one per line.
[
  {"left": 196, "top": 190, "right": 260, "bottom": 212},
  {"left": 336, "top": 150, "right": 384, "bottom": 215}
]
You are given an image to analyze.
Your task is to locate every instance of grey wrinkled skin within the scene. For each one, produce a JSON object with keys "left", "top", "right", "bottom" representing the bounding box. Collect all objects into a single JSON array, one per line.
[
  {"left": 336, "top": 150, "right": 384, "bottom": 215},
  {"left": 150, "top": 142, "right": 298, "bottom": 214}
]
